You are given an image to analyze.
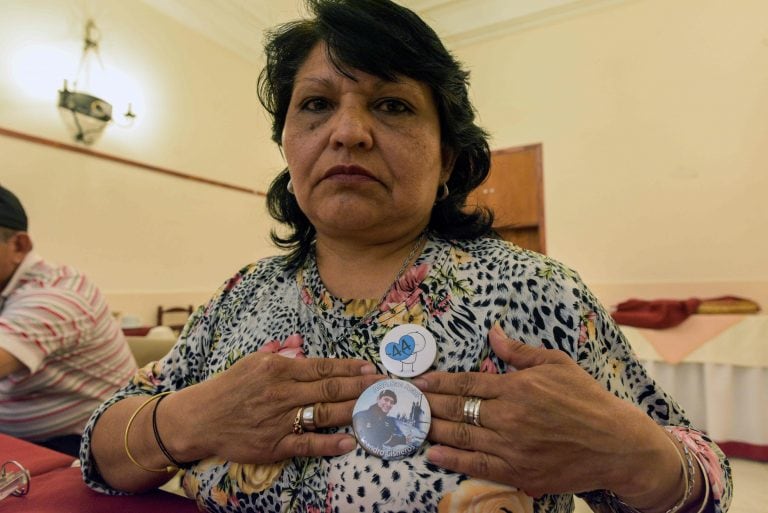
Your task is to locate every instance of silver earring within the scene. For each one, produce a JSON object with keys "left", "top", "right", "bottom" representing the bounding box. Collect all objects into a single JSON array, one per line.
[
  {"left": 286, "top": 179, "right": 295, "bottom": 195},
  {"left": 437, "top": 183, "right": 449, "bottom": 201}
]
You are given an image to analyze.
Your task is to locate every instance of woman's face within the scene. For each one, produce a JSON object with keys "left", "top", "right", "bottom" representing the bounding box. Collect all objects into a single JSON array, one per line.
[{"left": 282, "top": 43, "right": 451, "bottom": 242}]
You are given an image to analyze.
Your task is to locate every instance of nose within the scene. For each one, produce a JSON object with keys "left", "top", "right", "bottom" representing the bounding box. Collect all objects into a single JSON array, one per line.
[{"left": 329, "top": 104, "right": 373, "bottom": 151}]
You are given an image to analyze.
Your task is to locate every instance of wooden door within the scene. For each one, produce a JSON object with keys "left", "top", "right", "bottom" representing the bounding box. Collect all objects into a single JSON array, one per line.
[{"left": 466, "top": 144, "right": 545, "bottom": 253}]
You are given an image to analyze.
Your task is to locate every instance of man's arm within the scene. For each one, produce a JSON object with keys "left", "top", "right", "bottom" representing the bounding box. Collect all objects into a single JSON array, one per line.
[
  {"left": 384, "top": 420, "right": 409, "bottom": 446},
  {"left": 0, "top": 346, "right": 25, "bottom": 378}
]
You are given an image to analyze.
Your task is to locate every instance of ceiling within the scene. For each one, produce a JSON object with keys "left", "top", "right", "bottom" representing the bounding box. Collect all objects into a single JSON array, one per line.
[{"left": 139, "top": 0, "right": 625, "bottom": 64}]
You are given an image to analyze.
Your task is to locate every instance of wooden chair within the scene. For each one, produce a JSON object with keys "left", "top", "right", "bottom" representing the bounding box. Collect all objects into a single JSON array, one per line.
[{"left": 156, "top": 305, "right": 194, "bottom": 332}]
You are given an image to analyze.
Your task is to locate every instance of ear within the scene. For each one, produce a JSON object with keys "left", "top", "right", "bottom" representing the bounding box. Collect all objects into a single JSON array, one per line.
[
  {"left": 440, "top": 146, "right": 457, "bottom": 183},
  {"left": 9, "top": 232, "right": 32, "bottom": 263}
]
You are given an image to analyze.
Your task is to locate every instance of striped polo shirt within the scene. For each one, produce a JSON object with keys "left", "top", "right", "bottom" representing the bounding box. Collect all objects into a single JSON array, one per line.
[{"left": 0, "top": 253, "right": 137, "bottom": 441}]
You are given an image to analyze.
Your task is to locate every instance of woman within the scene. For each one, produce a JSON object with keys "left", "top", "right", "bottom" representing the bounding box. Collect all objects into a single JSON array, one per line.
[{"left": 81, "top": 1, "right": 732, "bottom": 512}]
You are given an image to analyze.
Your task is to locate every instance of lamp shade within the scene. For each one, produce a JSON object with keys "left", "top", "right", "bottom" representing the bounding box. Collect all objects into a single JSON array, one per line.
[
  {"left": 56, "top": 19, "right": 136, "bottom": 145},
  {"left": 57, "top": 88, "right": 112, "bottom": 145}
]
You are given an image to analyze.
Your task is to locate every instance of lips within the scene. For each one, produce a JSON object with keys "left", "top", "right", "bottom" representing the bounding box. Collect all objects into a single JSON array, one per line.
[{"left": 322, "top": 164, "right": 377, "bottom": 181}]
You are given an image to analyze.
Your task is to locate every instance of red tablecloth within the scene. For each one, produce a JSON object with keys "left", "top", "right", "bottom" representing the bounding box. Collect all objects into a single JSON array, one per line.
[
  {"left": 0, "top": 466, "right": 198, "bottom": 512},
  {"left": 0, "top": 433, "right": 74, "bottom": 476},
  {"left": 0, "top": 434, "right": 197, "bottom": 512}
]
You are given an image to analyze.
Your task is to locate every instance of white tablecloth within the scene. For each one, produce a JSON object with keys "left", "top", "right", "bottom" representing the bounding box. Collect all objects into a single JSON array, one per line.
[
  {"left": 620, "top": 315, "right": 768, "bottom": 460},
  {"left": 126, "top": 335, "right": 177, "bottom": 367}
]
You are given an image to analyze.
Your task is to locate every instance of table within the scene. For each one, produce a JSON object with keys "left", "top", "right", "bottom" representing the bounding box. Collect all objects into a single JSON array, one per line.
[
  {"left": 126, "top": 334, "right": 177, "bottom": 367},
  {"left": 622, "top": 315, "right": 768, "bottom": 461},
  {"left": 0, "top": 433, "right": 74, "bottom": 476},
  {"left": 0, "top": 434, "right": 197, "bottom": 512}
]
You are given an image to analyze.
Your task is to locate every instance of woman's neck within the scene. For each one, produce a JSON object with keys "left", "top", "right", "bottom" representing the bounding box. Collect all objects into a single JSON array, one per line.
[{"left": 314, "top": 231, "right": 426, "bottom": 300}]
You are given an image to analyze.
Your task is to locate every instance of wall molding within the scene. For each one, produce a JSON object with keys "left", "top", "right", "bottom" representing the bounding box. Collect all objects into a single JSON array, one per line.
[
  {"left": 442, "top": 0, "right": 637, "bottom": 48},
  {"left": 0, "top": 126, "right": 265, "bottom": 197}
]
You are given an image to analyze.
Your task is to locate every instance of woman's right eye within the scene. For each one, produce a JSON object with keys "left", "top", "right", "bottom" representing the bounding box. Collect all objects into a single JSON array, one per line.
[{"left": 300, "top": 98, "right": 331, "bottom": 112}]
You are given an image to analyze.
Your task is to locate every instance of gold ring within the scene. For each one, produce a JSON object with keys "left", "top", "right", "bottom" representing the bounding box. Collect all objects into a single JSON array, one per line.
[{"left": 292, "top": 407, "right": 304, "bottom": 435}]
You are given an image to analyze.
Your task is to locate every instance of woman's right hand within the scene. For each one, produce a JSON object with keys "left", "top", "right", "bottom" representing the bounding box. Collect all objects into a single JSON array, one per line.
[{"left": 163, "top": 352, "right": 383, "bottom": 464}]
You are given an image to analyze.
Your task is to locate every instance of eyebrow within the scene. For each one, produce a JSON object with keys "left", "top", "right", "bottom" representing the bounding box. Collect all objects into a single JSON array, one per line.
[
  {"left": 294, "top": 75, "right": 420, "bottom": 94},
  {"left": 294, "top": 76, "right": 336, "bottom": 88}
]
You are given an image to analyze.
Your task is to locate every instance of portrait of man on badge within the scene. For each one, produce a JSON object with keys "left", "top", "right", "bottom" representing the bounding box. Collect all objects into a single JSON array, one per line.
[{"left": 352, "top": 380, "right": 431, "bottom": 460}]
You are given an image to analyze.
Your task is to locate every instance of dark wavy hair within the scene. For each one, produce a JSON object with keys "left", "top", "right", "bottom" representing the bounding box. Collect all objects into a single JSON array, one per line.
[{"left": 258, "top": 0, "right": 494, "bottom": 267}]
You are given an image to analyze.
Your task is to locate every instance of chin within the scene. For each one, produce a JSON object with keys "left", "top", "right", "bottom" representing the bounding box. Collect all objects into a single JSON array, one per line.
[
  {"left": 311, "top": 201, "right": 384, "bottom": 232},
  {"left": 315, "top": 217, "right": 379, "bottom": 237}
]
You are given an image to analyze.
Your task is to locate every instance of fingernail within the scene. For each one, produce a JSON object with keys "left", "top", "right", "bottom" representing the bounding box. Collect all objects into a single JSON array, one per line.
[
  {"left": 491, "top": 323, "right": 505, "bottom": 338},
  {"left": 360, "top": 363, "right": 377, "bottom": 375},
  {"left": 339, "top": 437, "right": 357, "bottom": 453},
  {"left": 411, "top": 378, "right": 427, "bottom": 391},
  {"left": 426, "top": 446, "right": 444, "bottom": 465}
]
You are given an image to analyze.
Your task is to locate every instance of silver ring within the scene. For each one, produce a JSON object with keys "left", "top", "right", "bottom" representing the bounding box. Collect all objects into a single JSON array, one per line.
[
  {"left": 463, "top": 397, "right": 482, "bottom": 427},
  {"left": 301, "top": 405, "right": 316, "bottom": 432}
]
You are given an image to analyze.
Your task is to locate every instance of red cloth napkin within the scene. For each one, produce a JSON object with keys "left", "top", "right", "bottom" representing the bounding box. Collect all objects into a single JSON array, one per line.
[{"left": 612, "top": 298, "right": 701, "bottom": 329}]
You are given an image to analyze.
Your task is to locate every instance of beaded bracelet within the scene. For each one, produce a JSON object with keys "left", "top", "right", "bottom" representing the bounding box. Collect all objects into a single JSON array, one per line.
[
  {"left": 607, "top": 428, "right": 694, "bottom": 513},
  {"left": 123, "top": 392, "right": 178, "bottom": 473}
]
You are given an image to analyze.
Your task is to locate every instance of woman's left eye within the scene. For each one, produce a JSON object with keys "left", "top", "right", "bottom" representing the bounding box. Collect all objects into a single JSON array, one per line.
[{"left": 375, "top": 98, "right": 412, "bottom": 114}]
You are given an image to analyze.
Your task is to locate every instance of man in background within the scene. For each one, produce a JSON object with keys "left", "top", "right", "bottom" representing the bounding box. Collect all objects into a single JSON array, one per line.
[{"left": 0, "top": 184, "right": 137, "bottom": 456}]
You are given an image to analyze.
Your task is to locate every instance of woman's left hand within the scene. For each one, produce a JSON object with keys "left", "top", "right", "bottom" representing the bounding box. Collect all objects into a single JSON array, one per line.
[{"left": 413, "top": 324, "right": 676, "bottom": 499}]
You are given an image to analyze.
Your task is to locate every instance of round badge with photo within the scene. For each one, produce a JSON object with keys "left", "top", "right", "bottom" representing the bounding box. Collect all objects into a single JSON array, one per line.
[{"left": 352, "top": 379, "right": 431, "bottom": 460}]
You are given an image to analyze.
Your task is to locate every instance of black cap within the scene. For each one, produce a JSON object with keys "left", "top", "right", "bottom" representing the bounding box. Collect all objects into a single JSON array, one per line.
[
  {"left": 0, "top": 185, "right": 28, "bottom": 231},
  {"left": 378, "top": 389, "right": 397, "bottom": 403}
]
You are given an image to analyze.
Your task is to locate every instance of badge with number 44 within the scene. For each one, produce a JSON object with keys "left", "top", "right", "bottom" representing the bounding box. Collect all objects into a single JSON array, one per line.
[{"left": 379, "top": 324, "right": 437, "bottom": 378}]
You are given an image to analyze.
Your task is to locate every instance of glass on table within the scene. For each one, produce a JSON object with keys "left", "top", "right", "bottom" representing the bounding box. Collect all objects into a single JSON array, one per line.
[{"left": 0, "top": 460, "right": 30, "bottom": 500}]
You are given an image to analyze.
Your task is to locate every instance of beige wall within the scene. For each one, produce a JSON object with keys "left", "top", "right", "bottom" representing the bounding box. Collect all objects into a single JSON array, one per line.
[
  {"left": 1, "top": 0, "right": 766, "bottom": 323},
  {"left": 454, "top": 0, "right": 768, "bottom": 306},
  {"left": 0, "top": 0, "right": 283, "bottom": 323}
]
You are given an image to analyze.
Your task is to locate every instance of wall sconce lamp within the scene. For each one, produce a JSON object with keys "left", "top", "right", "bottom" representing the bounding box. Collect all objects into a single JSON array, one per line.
[{"left": 57, "top": 19, "right": 136, "bottom": 145}]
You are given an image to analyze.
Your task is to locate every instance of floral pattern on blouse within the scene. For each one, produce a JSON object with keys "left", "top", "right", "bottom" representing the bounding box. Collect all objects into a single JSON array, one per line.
[
  {"left": 438, "top": 479, "right": 533, "bottom": 513},
  {"left": 79, "top": 235, "right": 732, "bottom": 513}
]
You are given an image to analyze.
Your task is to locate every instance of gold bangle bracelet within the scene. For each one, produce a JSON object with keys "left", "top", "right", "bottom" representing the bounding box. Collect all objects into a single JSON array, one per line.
[
  {"left": 661, "top": 429, "right": 695, "bottom": 513},
  {"left": 123, "top": 392, "right": 178, "bottom": 473},
  {"left": 691, "top": 448, "right": 711, "bottom": 513}
]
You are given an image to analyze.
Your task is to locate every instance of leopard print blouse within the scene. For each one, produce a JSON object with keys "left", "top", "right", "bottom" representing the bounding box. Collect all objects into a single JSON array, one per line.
[{"left": 80, "top": 235, "right": 732, "bottom": 513}]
